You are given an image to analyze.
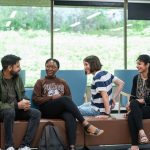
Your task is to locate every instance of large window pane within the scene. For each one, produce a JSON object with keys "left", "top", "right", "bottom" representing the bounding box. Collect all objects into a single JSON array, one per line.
[
  {"left": 127, "top": 20, "right": 150, "bottom": 69},
  {"left": 54, "top": 7, "right": 124, "bottom": 84},
  {"left": 0, "top": 6, "right": 51, "bottom": 87}
]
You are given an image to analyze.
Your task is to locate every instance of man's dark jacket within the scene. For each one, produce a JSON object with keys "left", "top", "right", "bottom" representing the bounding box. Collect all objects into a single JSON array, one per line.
[{"left": 0, "top": 71, "right": 28, "bottom": 110}]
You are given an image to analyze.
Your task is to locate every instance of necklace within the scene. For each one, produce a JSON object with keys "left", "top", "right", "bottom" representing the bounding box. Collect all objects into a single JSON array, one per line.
[{"left": 141, "top": 73, "right": 148, "bottom": 80}]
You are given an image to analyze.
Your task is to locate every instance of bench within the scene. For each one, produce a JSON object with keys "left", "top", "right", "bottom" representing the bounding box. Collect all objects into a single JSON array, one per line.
[
  {"left": 0, "top": 70, "right": 87, "bottom": 149},
  {"left": 1, "top": 114, "right": 150, "bottom": 149},
  {"left": 84, "top": 114, "right": 150, "bottom": 146},
  {"left": 1, "top": 70, "right": 150, "bottom": 149},
  {"left": 0, "top": 119, "right": 84, "bottom": 148}
]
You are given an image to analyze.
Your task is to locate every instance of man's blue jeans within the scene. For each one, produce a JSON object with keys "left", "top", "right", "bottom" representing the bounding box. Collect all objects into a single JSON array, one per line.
[{"left": 0, "top": 108, "right": 41, "bottom": 149}]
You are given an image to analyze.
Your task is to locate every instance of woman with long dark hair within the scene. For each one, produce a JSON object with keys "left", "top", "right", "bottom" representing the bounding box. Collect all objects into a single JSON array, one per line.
[{"left": 127, "top": 54, "right": 150, "bottom": 150}]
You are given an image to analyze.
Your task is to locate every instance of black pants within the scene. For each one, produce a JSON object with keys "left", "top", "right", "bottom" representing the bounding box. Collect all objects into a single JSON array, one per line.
[
  {"left": 40, "top": 96, "right": 85, "bottom": 146},
  {"left": 128, "top": 99, "right": 150, "bottom": 145},
  {"left": 0, "top": 108, "right": 41, "bottom": 149}
]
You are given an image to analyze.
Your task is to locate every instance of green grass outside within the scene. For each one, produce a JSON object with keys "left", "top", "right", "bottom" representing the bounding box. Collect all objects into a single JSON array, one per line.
[{"left": 0, "top": 29, "right": 149, "bottom": 86}]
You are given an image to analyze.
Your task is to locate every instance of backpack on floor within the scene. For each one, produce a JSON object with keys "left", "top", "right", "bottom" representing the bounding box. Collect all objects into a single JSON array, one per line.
[{"left": 38, "top": 122, "right": 67, "bottom": 150}]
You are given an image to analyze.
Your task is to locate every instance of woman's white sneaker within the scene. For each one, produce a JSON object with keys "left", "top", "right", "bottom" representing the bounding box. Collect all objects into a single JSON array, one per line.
[{"left": 6, "top": 147, "right": 15, "bottom": 150}]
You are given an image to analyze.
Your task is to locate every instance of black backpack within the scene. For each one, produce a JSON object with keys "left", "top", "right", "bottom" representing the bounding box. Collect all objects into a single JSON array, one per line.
[{"left": 38, "top": 122, "right": 67, "bottom": 150}]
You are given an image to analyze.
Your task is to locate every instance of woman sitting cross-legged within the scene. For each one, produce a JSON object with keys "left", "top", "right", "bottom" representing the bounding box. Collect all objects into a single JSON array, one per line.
[{"left": 32, "top": 58, "right": 104, "bottom": 150}]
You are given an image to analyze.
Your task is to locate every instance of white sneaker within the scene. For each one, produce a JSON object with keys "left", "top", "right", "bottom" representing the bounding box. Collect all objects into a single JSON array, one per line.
[
  {"left": 6, "top": 147, "right": 15, "bottom": 150},
  {"left": 18, "top": 146, "right": 31, "bottom": 150}
]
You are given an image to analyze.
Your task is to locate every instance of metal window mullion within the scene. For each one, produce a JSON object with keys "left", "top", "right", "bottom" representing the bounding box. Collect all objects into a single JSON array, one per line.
[
  {"left": 50, "top": 0, "right": 54, "bottom": 58},
  {"left": 124, "top": 0, "right": 128, "bottom": 69}
]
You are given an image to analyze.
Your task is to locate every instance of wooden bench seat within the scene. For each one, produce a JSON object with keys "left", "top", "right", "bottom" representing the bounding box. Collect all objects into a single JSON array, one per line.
[
  {"left": 1, "top": 114, "right": 150, "bottom": 149},
  {"left": 0, "top": 119, "right": 84, "bottom": 149},
  {"left": 84, "top": 114, "right": 150, "bottom": 146}
]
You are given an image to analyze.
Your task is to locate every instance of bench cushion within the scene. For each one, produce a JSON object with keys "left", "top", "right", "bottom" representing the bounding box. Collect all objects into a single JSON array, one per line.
[
  {"left": 0, "top": 119, "right": 48, "bottom": 148},
  {"left": 1, "top": 114, "right": 150, "bottom": 148},
  {"left": 84, "top": 114, "right": 150, "bottom": 146}
]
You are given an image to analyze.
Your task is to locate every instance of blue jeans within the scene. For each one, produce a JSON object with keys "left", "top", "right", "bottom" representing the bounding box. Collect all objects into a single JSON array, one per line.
[
  {"left": 0, "top": 108, "right": 41, "bottom": 149},
  {"left": 78, "top": 102, "right": 102, "bottom": 116}
]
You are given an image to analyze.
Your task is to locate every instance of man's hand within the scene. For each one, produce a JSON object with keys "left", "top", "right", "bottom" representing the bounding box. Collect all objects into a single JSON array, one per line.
[
  {"left": 18, "top": 99, "right": 31, "bottom": 111},
  {"left": 52, "top": 94, "right": 62, "bottom": 100},
  {"left": 23, "top": 99, "right": 31, "bottom": 111},
  {"left": 18, "top": 100, "right": 25, "bottom": 109}
]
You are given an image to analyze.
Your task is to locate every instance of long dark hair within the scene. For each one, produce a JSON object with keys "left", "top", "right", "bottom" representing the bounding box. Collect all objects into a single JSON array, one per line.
[{"left": 137, "top": 54, "right": 150, "bottom": 88}]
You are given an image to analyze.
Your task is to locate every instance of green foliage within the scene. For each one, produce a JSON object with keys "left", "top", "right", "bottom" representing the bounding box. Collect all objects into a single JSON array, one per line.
[
  {"left": 0, "top": 7, "right": 50, "bottom": 31},
  {"left": 127, "top": 20, "right": 150, "bottom": 36},
  {"left": 0, "top": 7, "right": 150, "bottom": 87},
  {"left": 132, "top": 21, "right": 148, "bottom": 31},
  {"left": 54, "top": 8, "right": 124, "bottom": 35},
  {"left": 0, "top": 6, "right": 149, "bottom": 37}
]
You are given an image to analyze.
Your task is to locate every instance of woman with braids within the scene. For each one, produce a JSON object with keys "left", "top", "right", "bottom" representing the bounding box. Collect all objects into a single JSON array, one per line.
[
  {"left": 78, "top": 55, "right": 124, "bottom": 118},
  {"left": 127, "top": 54, "right": 150, "bottom": 150},
  {"left": 32, "top": 58, "right": 104, "bottom": 150}
]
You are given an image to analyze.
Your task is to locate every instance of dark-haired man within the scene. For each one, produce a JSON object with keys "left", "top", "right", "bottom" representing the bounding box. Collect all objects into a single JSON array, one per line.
[{"left": 0, "top": 54, "right": 41, "bottom": 150}]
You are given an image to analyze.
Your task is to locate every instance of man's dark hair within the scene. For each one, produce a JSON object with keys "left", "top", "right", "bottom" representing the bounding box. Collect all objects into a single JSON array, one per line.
[
  {"left": 83, "top": 55, "right": 102, "bottom": 74},
  {"left": 1, "top": 54, "right": 21, "bottom": 70},
  {"left": 45, "top": 58, "right": 60, "bottom": 69}
]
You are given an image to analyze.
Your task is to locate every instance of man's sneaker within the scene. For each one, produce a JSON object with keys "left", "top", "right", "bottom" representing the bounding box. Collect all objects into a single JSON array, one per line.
[
  {"left": 18, "top": 146, "right": 31, "bottom": 150},
  {"left": 6, "top": 147, "right": 15, "bottom": 150}
]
